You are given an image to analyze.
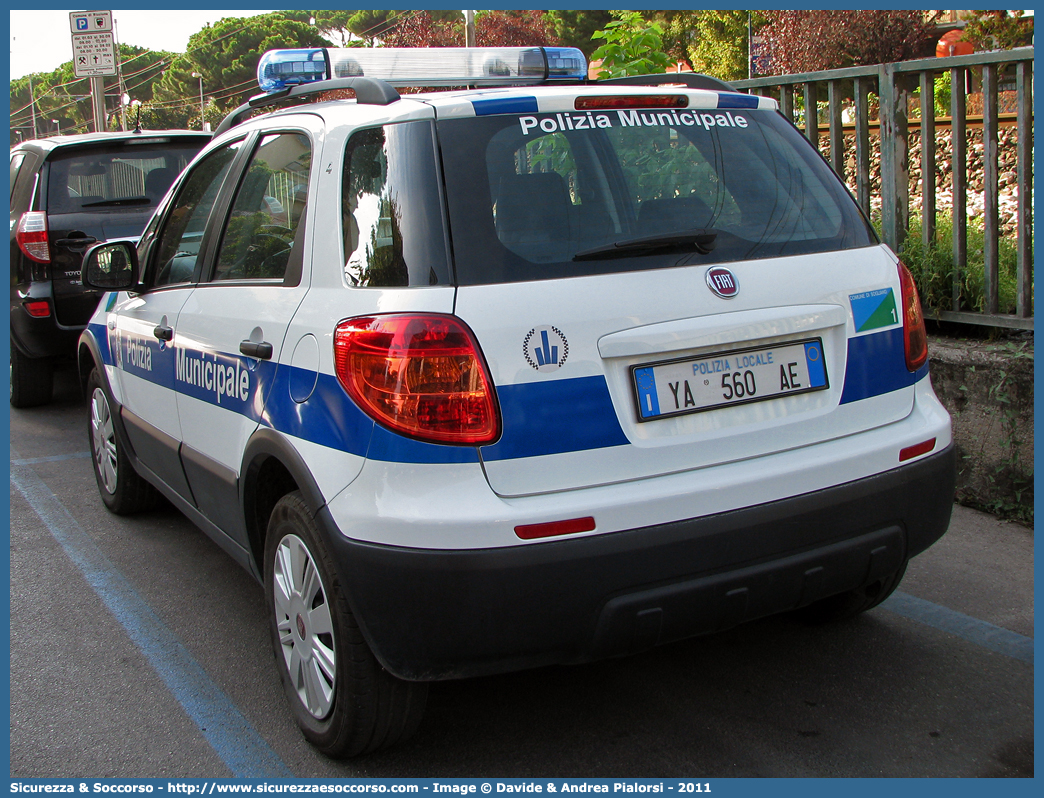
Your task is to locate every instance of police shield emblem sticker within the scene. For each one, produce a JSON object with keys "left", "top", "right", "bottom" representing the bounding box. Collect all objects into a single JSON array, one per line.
[{"left": 524, "top": 326, "right": 568, "bottom": 372}]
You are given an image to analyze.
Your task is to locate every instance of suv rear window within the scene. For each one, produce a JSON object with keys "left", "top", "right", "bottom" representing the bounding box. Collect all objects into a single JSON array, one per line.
[
  {"left": 438, "top": 107, "right": 875, "bottom": 285},
  {"left": 45, "top": 141, "right": 202, "bottom": 215}
]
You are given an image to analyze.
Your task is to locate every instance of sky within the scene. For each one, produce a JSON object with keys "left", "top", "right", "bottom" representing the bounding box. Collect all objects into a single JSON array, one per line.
[
  {"left": 9, "top": 9, "right": 277, "bottom": 79},
  {"left": 9, "top": 8, "right": 1037, "bottom": 81}
]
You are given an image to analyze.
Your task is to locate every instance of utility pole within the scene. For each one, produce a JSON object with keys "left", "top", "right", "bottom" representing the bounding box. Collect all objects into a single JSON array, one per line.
[
  {"left": 464, "top": 10, "right": 476, "bottom": 47},
  {"left": 69, "top": 11, "right": 116, "bottom": 133},
  {"left": 27, "top": 72, "right": 39, "bottom": 139},
  {"left": 192, "top": 72, "right": 206, "bottom": 131}
]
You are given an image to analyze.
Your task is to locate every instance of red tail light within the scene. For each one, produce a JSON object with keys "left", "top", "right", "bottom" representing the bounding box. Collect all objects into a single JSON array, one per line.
[
  {"left": 23, "top": 300, "right": 51, "bottom": 318},
  {"left": 898, "top": 261, "right": 928, "bottom": 372},
  {"left": 575, "top": 95, "right": 688, "bottom": 110},
  {"left": 334, "top": 314, "right": 500, "bottom": 445},
  {"left": 16, "top": 212, "right": 50, "bottom": 263}
]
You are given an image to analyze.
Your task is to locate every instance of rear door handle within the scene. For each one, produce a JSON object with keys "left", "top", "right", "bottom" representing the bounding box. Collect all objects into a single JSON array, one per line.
[
  {"left": 55, "top": 236, "right": 98, "bottom": 249},
  {"left": 153, "top": 324, "right": 174, "bottom": 341},
  {"left": 240, "top": 340, "right": 273, "bottom": 360}
]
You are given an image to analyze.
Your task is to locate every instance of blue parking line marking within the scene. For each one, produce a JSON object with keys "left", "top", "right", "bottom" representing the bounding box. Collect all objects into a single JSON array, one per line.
[
  {"left": 9, "top": 459, "right": 294, "bottom": 779},
  {"left": 10, "top": 451, "right": 91, "bottom": 466},
  {"left": 881, "top": 591, "right": 1034, "bottom": 665}
]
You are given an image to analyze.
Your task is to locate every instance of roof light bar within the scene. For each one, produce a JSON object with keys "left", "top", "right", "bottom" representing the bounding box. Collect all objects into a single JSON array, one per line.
[{"left": 257, "top": 47, "right": 587, "bottom": 93}]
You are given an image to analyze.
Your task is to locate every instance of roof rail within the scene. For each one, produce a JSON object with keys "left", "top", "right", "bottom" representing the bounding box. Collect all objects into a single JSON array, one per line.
[
  {"left": 594, "top": 73, "right": 736, "bottom": 93},
  {"left": 214, "top": 76, "right": 400, "bottom": 136}
]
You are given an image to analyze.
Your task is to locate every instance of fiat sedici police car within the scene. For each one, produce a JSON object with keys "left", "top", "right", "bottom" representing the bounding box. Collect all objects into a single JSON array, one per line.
[{"left": 78, "top": 46, "right": 955, "bottom": 757}]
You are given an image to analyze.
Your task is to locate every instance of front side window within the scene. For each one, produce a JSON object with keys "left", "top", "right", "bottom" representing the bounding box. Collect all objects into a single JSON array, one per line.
[
  {"left": 213, "top": 132, "right": 311, "bottom": 282},
  {"left": 341, "top": 121, "right": 450, "bottom": 287},
  {"left": 149, "top": 141, "right": 241, "bottom": 287},
  {"left": 439, "top": 105, "right": 875, "bottom": 286}
]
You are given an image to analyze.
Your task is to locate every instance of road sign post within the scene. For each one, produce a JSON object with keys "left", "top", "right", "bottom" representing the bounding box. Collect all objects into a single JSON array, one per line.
[{"left": 70, "top": 10, "right": 116, "bottom": 132}]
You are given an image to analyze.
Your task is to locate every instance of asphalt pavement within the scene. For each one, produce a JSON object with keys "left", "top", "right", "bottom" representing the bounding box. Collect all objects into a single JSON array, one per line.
[{"left": 8, "top": 365, "right": 1034, "bottom": 778}]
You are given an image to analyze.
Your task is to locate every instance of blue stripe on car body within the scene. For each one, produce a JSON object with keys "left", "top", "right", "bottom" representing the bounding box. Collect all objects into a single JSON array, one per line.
[
  {"left": 472, "top": 96, "right": 539, "bottom": 116},
  {"left": 716, "top": 93, "right": 760, "bottom": 109},
  {"left": 84, "top": 324, "right": 926, "bottom": 465}
]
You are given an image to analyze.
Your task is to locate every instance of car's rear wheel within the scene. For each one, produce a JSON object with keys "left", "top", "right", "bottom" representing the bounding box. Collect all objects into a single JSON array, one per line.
[
  {"left": 10, "top": 344, "right": 53, "bottom": 408},
  {"left": 265, "top": 491, "right": 427, "bottom": 758},
  {"left": 798, "top": 561, "right": 908, "bottom": 623},
  {"left": 87, "top": 368, "right": 160, "bottom": 514}
]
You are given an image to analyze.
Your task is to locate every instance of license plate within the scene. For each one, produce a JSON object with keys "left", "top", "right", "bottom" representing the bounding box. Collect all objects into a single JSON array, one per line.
[{"left": 632, "top": 338, "right": 828, "bottom": 421}]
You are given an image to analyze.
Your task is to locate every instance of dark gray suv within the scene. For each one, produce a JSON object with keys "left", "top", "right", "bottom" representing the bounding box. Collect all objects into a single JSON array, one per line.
[{"left": 10, "top": 130, "right": 209, "bottom": 407}]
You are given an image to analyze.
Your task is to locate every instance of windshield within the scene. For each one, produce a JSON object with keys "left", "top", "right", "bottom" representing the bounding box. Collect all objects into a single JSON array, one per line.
[
  {"left": 437, "top": 105, "right": 875, "bottom": 285},
  {"left": 45, "top": 140, "right": 204, "bottom": 216}
]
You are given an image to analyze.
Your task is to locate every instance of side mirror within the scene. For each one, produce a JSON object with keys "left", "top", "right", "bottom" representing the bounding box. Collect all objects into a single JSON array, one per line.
[{"left": 82, "top": 240, "right": 140, "bottom": 290}]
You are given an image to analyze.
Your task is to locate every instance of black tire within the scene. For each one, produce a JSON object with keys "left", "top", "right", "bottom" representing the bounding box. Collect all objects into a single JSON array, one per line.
[
  {"left": 264, "top": 491, "right": 427, "bottom": 758},
  {"left": 86, "top": 367, "right": 160, "bottom": 514},
  {"left": 798, "top": 561, "right": 908, "bottom": 623},
  {"left": 10, "top": 344, "right": 53, "bottom": 408}
]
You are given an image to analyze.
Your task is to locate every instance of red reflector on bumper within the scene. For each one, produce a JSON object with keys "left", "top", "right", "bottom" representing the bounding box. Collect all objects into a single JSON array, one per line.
[
  {"left": 900, "top": 438, "right": 936, "bottom": 462},
  {"left": 24, "top": 300, "right": 51, "bottom": 318},
  {"left": 515, "top": 516, "right": 596, "bottom": 540}
]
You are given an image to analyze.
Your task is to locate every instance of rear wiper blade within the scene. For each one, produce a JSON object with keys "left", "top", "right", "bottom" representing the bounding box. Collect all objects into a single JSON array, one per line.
[
  {"left": 80, "top": 197, "right": 152, "bottom": 208},
  {"left": 573, "top": 229, "right": 717, "bottom": 261}
]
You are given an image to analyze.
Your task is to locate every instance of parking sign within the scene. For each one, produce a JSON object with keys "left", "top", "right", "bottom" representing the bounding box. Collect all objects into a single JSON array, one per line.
[
  {"left": 70, "top": 11, "right": 116, "bottom": 77},
  {"left": 69, "top": 10, "right": 113, "bottom": 33}
]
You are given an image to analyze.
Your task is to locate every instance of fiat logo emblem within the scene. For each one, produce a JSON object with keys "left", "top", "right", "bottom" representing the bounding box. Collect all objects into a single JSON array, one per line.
[{"left": 706, "top": 267, "right": 739, "bottom": 299}]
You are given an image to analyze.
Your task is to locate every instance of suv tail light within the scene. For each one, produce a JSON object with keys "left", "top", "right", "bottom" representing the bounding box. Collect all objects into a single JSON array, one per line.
[
  {"left": 898, "top": 261, "right": 928, "bottom": 372},
  {"left": 16, "top": 212, "right": 50, "bottom": 263},
  {"left": 334, "top": 314, "right": 500, "bottom": 445},
  {"left": 22, "top": 300, "right": 51, "bottom": 318}
]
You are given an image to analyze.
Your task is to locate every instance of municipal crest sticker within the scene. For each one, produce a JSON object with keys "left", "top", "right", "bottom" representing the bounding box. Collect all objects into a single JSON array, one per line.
[{"left": 523, "top": 326, "right": 568, "bottom": 372}]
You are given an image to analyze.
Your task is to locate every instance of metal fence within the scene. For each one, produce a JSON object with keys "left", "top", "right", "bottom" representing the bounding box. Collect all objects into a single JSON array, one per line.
[{"left": 734, "top": 48, "right": 1034, "bottom": 330}]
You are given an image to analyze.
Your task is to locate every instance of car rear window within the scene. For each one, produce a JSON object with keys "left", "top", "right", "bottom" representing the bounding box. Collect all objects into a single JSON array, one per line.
[
  {"left": 45, "top": 140, "right": 204, "bottom": 216},
  {"left": 437, "top": 105, "right": 875, "bottom": 285}
]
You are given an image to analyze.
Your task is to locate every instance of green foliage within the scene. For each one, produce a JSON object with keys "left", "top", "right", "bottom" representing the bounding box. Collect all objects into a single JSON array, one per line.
[
  {"left": 591, "top": 12, "right": 673, "bottom": 78},
  {"left": 660, "top": 10, "right": 767, "bottom": 81},
  {"left": 309, "top": 11, "right": 360, "bottom": 47},
  {"left": 346, "top": 10, "right": 400, "bottom": 44},
  {"left": 11, "top": 44, "right": 172, "bottom": 141},
  {"left": 544, "top": 10, "right": 614, "bottom": 57},
  {"left": 962, "top": 10, "right": 1034, "bottom": 51},
  {"left": 151, "top": 13, "right": 331, "bottom": 128},
  {"left": 897, "top": 211, "right": 1024, "bottom": 317},
  {"left": 933, "top": 72, "right": 952, "bottom": 118}
]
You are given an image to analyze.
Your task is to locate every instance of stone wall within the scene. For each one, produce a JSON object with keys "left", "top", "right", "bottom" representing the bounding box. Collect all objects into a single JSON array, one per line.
[
  {"left": 928, "top": 334, "right": 1033, "bottom": 523},
  {"left": 821, "top": 125, "right": 1027, "bottom": 235}
]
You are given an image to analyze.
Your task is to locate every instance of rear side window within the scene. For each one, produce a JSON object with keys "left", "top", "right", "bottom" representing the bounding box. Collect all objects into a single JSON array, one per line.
[
  {"left": 439, "top": 106, "right": 874, "bottom": 285},
  {"left": 10, "top": 152, "right": 27, "bottom": 200},
  {"left": 44, "top": 140, "right": 203, "bottom": 215},
  {"left": 341, "top": 121, "right": 450, "bottom": 287}
]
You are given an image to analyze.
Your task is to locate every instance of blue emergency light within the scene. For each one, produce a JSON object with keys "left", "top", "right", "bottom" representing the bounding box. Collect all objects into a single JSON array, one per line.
[{"left": 257, "top": 46, "right": 588, "bottom": 93}]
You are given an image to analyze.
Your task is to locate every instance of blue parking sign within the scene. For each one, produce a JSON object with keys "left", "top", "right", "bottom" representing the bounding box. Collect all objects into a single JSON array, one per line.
[{"left": 75, "top": 16, "right": 88, "bottom": 30}]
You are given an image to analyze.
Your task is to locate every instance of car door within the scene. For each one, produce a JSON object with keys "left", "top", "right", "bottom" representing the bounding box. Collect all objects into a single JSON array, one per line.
[
  {"left": 172, "top": 123, "right": 318, "bottom": 546},
  {"left": 109, "top": 139, "right": 244, "bottom": 500}
]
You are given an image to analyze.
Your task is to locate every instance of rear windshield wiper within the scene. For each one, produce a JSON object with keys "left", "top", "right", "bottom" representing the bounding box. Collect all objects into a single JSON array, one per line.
[
  {"left": 573, "top": 229, "right": 717, "bottom": 261},
  {"left": 80, "top": 197, "right": 153, "bottom": 208}
]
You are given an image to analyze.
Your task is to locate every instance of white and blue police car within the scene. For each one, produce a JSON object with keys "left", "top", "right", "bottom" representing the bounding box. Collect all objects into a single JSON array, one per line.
[{"left": 78, "top": 46, "right": 956, "bottom": 757}]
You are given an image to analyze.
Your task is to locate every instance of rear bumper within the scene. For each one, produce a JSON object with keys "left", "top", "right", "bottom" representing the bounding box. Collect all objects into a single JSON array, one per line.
[
  {"left": 323, "top": 444, "right": 956, "bottom": 681},
  {"left": 11, "top": 280, "right": 86, "bottom": 359}
]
